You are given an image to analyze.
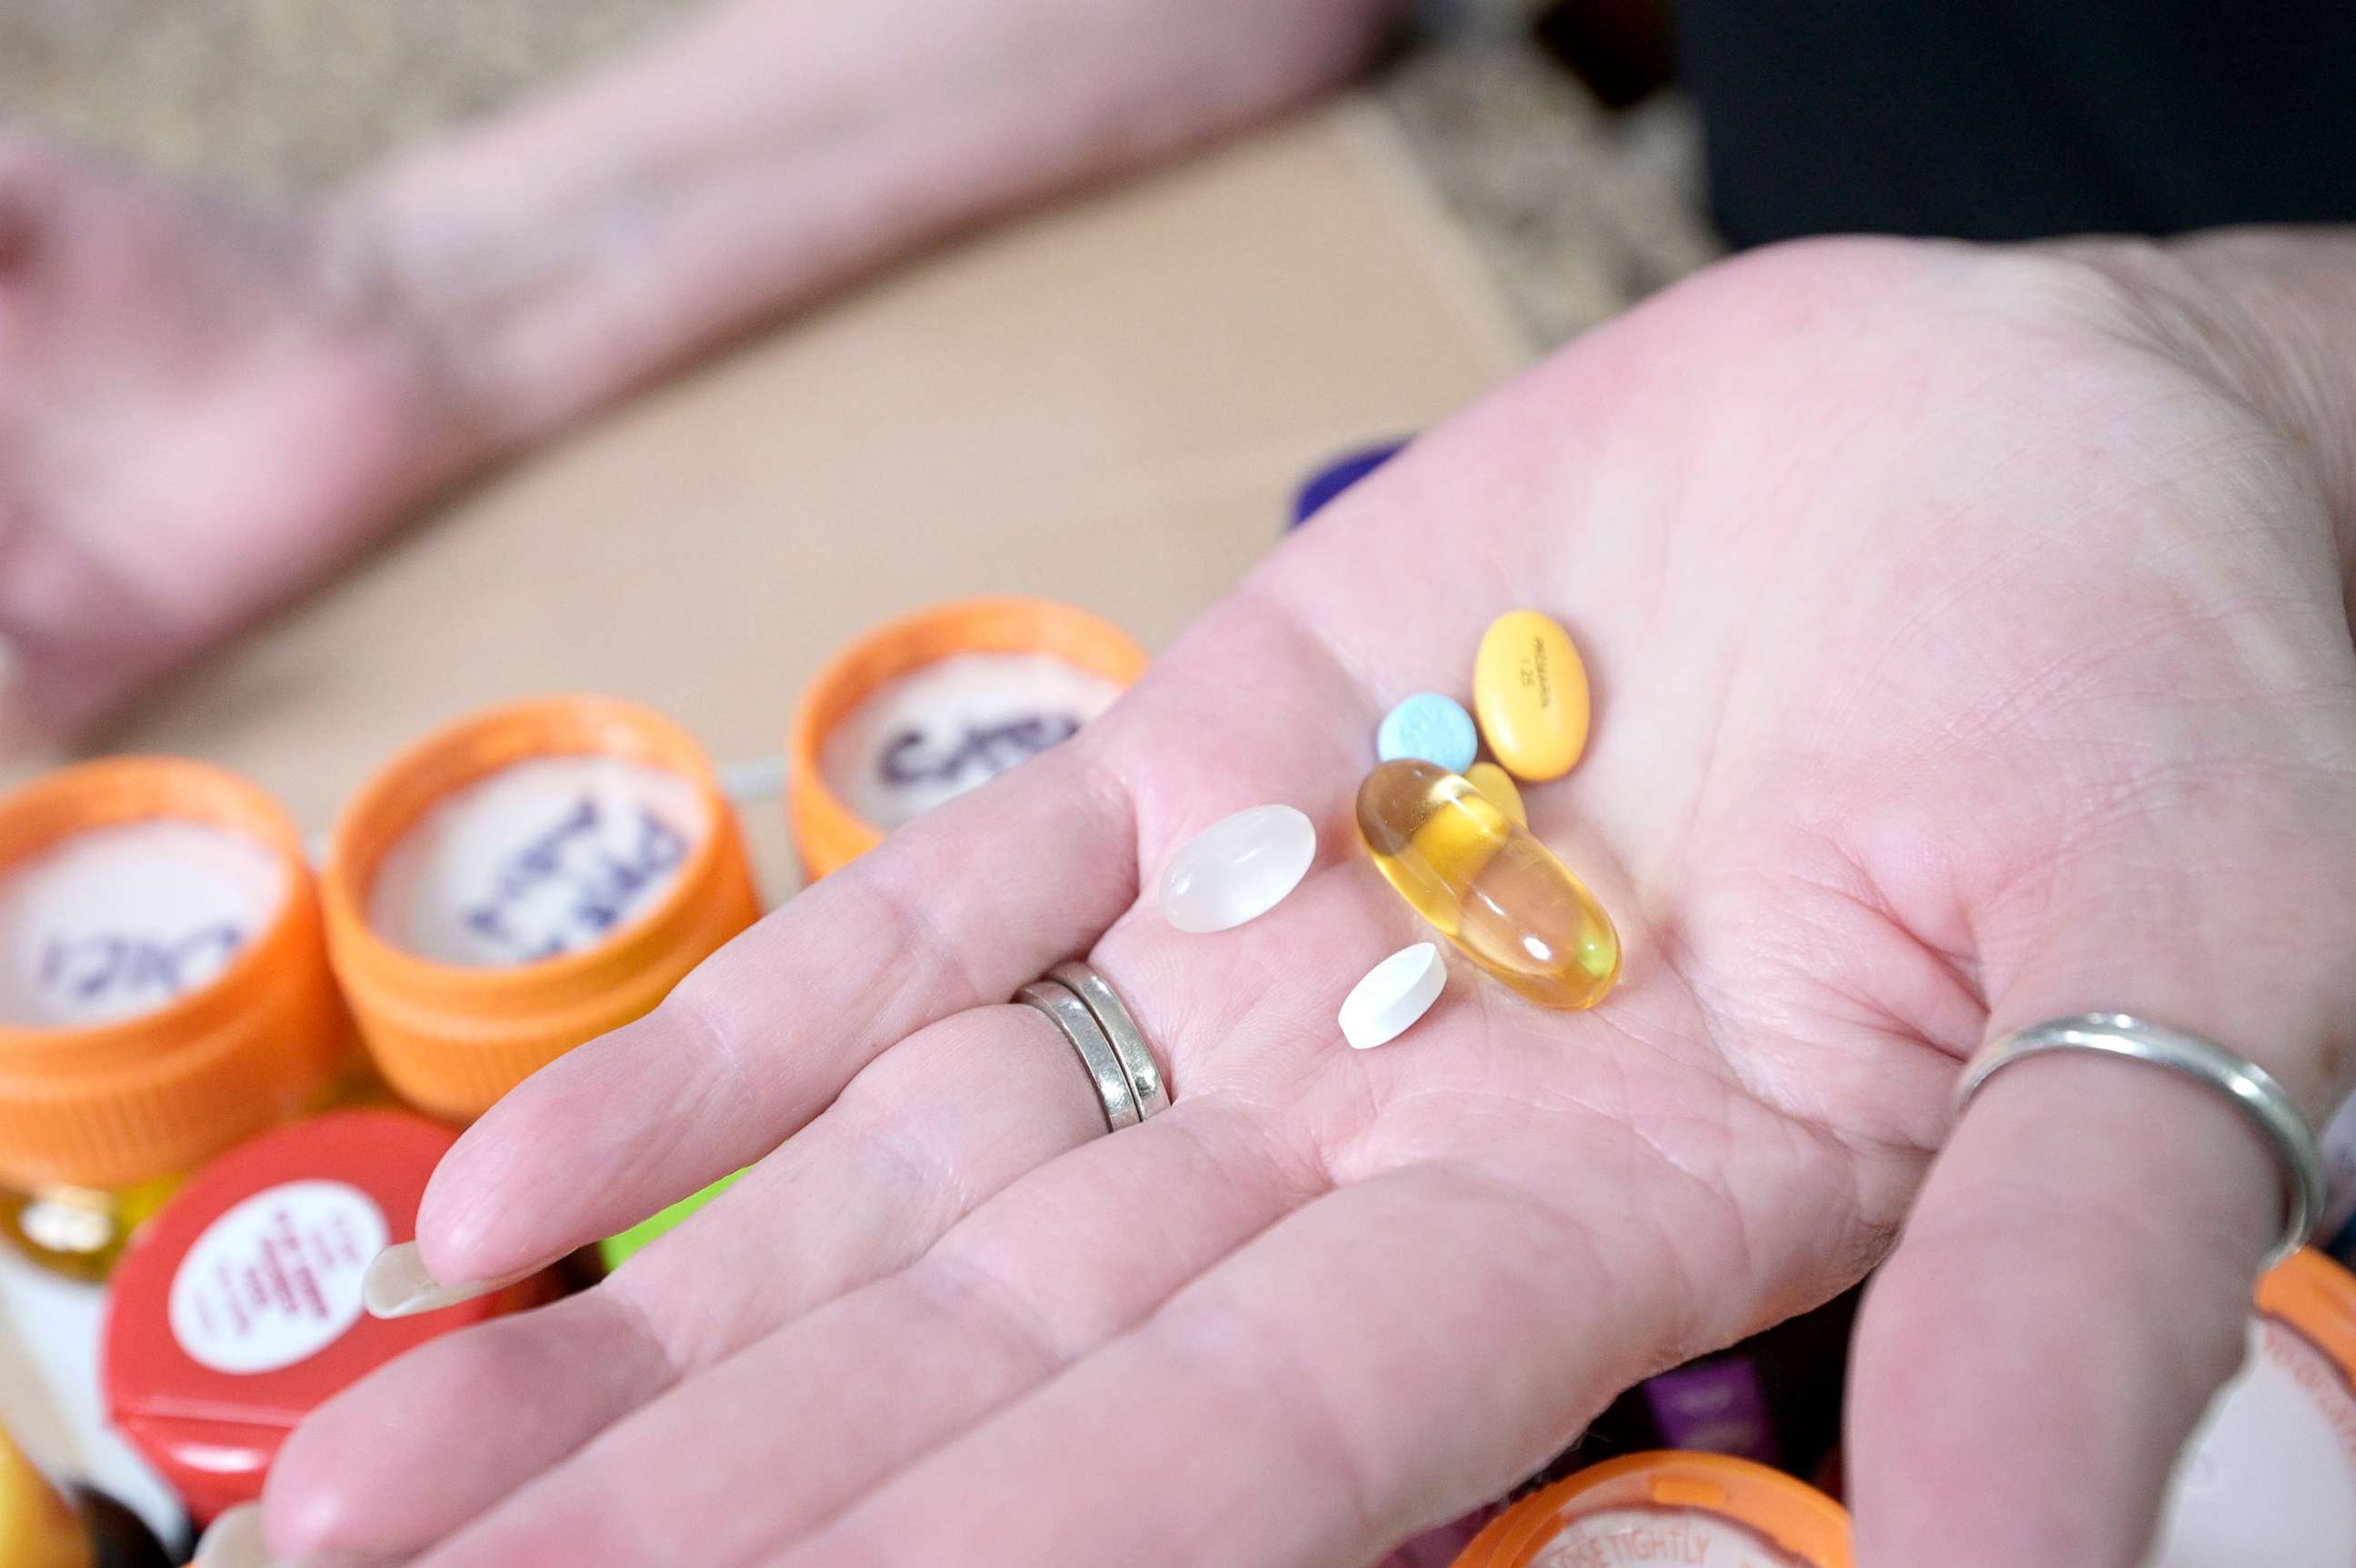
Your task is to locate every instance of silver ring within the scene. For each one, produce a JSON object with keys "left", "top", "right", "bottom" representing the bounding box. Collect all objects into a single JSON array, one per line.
[
  {"left": 1016, "top": 981, "right": 1140, "bottom": 1132},
  {"left": 1954, "top": 1013, "right": 2326, "bottom": 1270},
  {"left": 1047, "top": 962, "right": 1170, "bottom": 1119}
]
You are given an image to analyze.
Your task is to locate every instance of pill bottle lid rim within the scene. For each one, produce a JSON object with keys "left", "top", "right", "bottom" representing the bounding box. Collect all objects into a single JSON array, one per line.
[
  {"left": 1450, "top": 1452, "right": 1852, "bottom": 1568},
  {"left": 319, "top": 693, "right": 762, "bottom": 1123},
  {"left": 785, "top": 597, "right": 1148, "bottom": 881},
  {"left": 0, "top": 756, "right": 344, "bottom": 1192},
  {"left": 0, "top": 756, "right": 314, "bottom": 1060},
  {"left": 321, "top": 693, "right": 738, "bottom": 1000}
]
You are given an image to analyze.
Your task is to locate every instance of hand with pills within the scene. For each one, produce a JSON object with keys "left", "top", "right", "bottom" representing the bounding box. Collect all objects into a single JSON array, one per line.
[{"left": 260, "top": 237, "right": 2356, "bottom": 1568}]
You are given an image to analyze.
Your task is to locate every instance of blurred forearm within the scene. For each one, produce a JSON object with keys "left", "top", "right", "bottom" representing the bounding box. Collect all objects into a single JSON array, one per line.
[{"left": 338, "top": 0, "right": 1399, "bottom": 449}]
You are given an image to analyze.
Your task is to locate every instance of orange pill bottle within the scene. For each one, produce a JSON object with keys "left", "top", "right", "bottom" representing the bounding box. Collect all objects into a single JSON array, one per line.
[
  {"left": 0, "top": 1423, "right": 171, "bottom": 1568},
  {"left": 1452, "top": 1452, "right": 1851, "bottom": 1568},
  {"left": 0, "top": 1423, "right": 84, "bottom": 1568},
  {"left": 0, "top": 759, "right": 353, "bottom": 1279},
  {"left": 323, "top": 695, "right": 760, "bottom": 1122},
  {"left": 788, "top": 597, "right": 1147, "bottom": 879}
]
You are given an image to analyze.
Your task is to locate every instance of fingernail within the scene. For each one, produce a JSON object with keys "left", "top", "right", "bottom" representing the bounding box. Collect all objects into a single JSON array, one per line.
[
  {"left": 362, "top": 1240, "right": 542, "bottom": 1320},
  {"left": 193, "top": 1503, "right": 270, "bottom": 1568}
]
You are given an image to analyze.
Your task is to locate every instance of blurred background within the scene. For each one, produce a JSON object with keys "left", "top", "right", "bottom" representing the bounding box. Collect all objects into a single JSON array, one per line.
[{"left": 2, "top": 0, "right": 1722, "bottom": 346}]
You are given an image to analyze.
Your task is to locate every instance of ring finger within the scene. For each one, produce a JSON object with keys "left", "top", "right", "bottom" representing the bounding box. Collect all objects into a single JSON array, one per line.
[{"left": 265, "top": 1000, "right": 1114, "bottom": 1559}]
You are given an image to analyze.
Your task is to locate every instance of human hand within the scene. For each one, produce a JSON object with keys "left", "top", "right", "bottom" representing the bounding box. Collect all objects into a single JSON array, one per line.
[
  {"left": 262, "top": 235, "right": 2356, "bottom": 1567},
  {"left": 0, "top": 135, "right": 472, "bottom": 745}
]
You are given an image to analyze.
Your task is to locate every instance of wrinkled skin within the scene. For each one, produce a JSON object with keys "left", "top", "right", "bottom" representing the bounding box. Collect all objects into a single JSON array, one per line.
[{"left": 234, "top": 236, "right": 2356, "bottom": 1567}]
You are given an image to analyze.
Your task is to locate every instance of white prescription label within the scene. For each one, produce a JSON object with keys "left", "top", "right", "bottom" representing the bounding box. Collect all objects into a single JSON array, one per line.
[
  {"left": 821, "top": 653, "right": 1121, "bottom": 831},
  {"left": 0, "top": 820, "right": 286, "bottom": 1026},
  {"left": 167, "top": 1180, "right": 388, "bottom": 1375},
  {"left": 369, "top": 755, "right": 707, "bottom": 967},
  {"left": 1529, "top": 1508, "right": 1810, "bottom": 1568},
  {"left": 2151, "top": 1314, "right": 2356, "bottom": 1567}
]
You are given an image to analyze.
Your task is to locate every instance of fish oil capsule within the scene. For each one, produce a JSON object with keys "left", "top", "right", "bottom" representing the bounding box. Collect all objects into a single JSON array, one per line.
[{"left": 1355, "top": 759, "right": 1618, "bottom": 1010}]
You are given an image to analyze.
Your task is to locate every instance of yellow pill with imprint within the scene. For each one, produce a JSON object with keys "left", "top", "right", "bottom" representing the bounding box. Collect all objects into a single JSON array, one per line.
[
  {"left": 1356, "top": 759, "right": 1618, "bottom": 1010},
  {"left": 1463, "top": 762, "right": 1527, "bottom": 826},
  {"left": 1473, "top": 610, "right": 1589, "bottom": 782}
]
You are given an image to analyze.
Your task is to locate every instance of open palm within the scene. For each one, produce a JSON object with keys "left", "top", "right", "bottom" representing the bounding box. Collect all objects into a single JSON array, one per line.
[{"left": 265, "top": 237, "right": 2356, "bottom": 1568}]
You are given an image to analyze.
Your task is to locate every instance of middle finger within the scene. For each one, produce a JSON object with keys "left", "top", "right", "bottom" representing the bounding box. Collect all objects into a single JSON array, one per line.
[{"left": 404, "top": 1093, "right": 1322, "bottom": 1568}]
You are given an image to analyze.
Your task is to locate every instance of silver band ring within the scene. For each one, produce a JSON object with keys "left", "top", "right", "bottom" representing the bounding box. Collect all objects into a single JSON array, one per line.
[
  {"left": 1047, "top": 962, "right": 1170, "bottom": 1118},
  {"left": 1017, "top": 981, "right": 1141, "bottom": 1132},
  {"left": 1954, "top": 1013, "right": 2326, "bottom": 1270}
]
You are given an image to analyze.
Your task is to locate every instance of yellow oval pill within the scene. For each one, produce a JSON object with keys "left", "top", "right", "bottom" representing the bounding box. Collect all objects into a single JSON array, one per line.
[
  {"left": 1473, "top": 610, "right": 1589, "bottom": 782},
  {"left": 1463, "top": 762, "right": 1527, "bottom": 826}
]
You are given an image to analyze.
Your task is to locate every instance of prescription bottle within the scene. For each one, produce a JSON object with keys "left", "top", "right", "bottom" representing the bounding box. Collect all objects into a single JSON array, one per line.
[
  {"left": 1450, "top": 1453, "right": 1852, "bottom": 1568},
  {"left": 2147, "top": 1246, "right": 2356, "bottom": 1566},
  {"left": 323, "top": 695, "right": 760, "bottom": 1122},
  {"left": 102, "top": 1110, "right": 555, "bottom": 1523},
  {"left": 0, "top": 1423, "right": 89, "bottom": 1568},
  {"left": 0, "top": 759, "right": 353, "bottom": 1280},
  {"left": 0, "top": 1423, "right": 174, "bottom": 1568},
  {"left": 788, "top": 597, "right": 1148, "bottom": 879}
]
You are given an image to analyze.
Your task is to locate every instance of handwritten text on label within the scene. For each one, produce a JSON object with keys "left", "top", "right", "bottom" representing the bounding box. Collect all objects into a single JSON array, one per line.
[
  {"left": 39, "top": 923, "right": 247, "bottom": 1012},
  {"left": 877, "top": 711, "right": 1083, "bottom": 793},
  {"left": 461, "top": 795, "right": 689, "bottom": 963}
]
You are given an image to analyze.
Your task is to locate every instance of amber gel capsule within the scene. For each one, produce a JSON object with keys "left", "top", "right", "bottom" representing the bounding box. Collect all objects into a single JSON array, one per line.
[{"left": 1356, "top": 759, "right": 1619, "bottom": 1009}]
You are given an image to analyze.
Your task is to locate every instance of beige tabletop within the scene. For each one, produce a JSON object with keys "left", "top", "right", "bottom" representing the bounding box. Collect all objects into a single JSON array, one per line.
[{"left": 97, "top": 100, "right": 1528, "bottom": 898}]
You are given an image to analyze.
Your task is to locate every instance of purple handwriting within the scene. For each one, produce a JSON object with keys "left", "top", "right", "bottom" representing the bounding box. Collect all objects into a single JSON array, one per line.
[
  {"left": 41, "top": 923, "right": 246, "bottom": 1005},
  {"left": 879, "top": 711, "right": 1083, "bottom": 792},
  {"left": 461, "top": 795, "right": 689, "bottom": 962}
]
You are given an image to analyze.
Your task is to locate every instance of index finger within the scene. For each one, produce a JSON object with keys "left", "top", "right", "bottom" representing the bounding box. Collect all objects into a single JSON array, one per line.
[{"left": 414, "top": 741, "right": 1136, "bottom": 1281}]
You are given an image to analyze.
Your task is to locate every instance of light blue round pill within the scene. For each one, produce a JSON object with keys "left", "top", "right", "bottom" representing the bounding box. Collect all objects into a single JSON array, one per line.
[{"left": 1376, "top": 693, "right": 1479, "bottom": 773}]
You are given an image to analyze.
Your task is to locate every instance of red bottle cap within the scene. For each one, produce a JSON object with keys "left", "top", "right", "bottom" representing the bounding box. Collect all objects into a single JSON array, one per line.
[{"left": 100, "top": 1110, "right": 546, "bottom": 1521}]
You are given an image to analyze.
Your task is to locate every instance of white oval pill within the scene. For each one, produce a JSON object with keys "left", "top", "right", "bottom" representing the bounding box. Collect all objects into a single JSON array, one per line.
[
  {"left": 1159, "top": 804, "right": 1317, "bottom": 934},
  {"left": 1339, "top": 942, "right": 1445, "bottom": 1050}
]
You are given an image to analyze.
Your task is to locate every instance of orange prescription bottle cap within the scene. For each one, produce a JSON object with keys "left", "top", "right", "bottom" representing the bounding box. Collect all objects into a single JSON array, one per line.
[
  {"left": 2148, "top": 1247, "right": 2356, "bottom": 1566},
  {"left": 0, "top": 758, "right": 348, "bottom": 1191},
  {"left": 787, "top": 597, "right": 1148, "bottom": 880},
  {"left": 102, "top": 1110, "right": 553, "bottom": 1523},
  {"left": 323, "top": 695, "right": 760, "bottom": 1122},
  {"left": 0, "top": 1424, "right": 91, "bottom": 1568},
  {"left": 1451, "top": 1453, "right": 1852, "bottom": 1568}
]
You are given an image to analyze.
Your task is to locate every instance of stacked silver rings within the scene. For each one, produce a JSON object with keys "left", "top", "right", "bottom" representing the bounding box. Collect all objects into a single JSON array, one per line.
[{"left": 1016, "top": 961, "right": 1169, "bottom": 1132}]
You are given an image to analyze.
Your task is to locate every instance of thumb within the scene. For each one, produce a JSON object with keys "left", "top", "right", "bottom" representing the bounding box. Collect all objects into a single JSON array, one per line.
[{"left": 1848, "top": 765, "right": 2356, "bottom": 1567}]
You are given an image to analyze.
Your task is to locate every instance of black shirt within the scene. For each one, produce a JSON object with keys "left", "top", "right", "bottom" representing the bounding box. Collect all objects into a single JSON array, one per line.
[{"left": 1674, "top": 0, "right": 2356, "bottom": 245}]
